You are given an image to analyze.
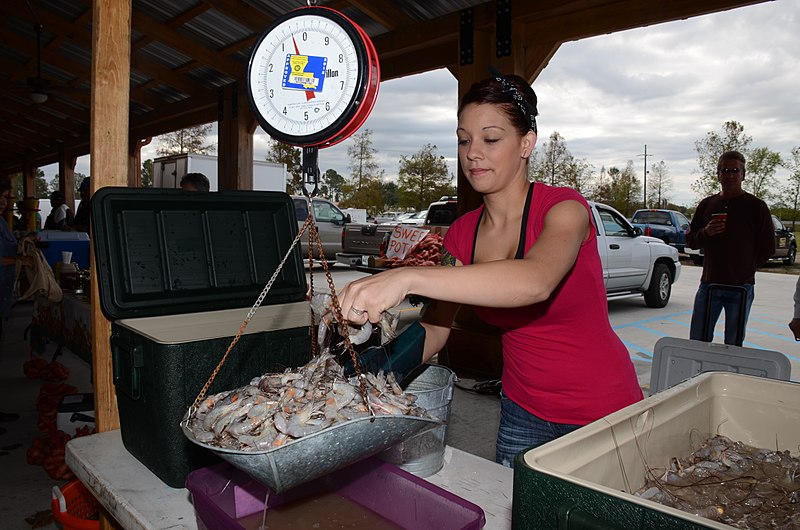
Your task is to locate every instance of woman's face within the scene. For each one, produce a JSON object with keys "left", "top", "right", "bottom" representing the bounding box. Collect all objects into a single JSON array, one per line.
[
  {"left": 456, "top": 103, "right": 536, "bottom": 195},
  {"left": 0, "top": 190, "right": 9, "bottom": 212}
]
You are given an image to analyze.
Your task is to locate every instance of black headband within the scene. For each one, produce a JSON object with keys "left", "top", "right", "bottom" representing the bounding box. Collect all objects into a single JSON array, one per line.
[{"left": 488, "top": 66, "right": 538, "bottom": 133}]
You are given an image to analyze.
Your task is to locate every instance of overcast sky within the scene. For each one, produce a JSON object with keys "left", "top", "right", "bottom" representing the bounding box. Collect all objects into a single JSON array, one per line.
[{"left": 64, "top": 0, "right": 798, "bottom": 208}]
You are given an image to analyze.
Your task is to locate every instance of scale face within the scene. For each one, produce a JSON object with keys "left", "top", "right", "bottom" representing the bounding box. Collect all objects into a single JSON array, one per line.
[{"left": 247, "top": 7, "right": 379, "bottom": 148}]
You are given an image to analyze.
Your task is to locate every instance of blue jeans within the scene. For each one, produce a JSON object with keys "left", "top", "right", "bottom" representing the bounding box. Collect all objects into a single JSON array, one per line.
[
  {"left": 689, "top": 282, "right": 754, "bottom": 345},
  {"left": 495, "top": 390, "right": 581, "bottom": 468}
]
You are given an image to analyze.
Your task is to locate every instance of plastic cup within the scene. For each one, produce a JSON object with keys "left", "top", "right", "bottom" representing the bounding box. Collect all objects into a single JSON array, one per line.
[
  {"left": 61, "top": 251, "right": 73, "bottom": 264},
  {"left": 711, "top": 212, "right": 727, "bottom": 231}
]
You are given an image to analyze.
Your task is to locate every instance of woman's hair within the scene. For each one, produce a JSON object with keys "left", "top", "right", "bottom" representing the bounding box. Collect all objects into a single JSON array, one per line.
[
  {"left": 458, "top": 72, "right": 538, "bottom": 136},
  {"left": 0, "top": 178, "right": 11, "bottom": 194}
]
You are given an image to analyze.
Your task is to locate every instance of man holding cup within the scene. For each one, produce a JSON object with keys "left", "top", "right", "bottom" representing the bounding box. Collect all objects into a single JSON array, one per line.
[{"left": 686, "top": 150, "right": 775, "bottom": 344}]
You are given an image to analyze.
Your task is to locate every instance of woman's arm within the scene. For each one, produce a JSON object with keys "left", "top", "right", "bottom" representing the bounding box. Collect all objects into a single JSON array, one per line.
[
  {"left": 339, "top": 199, "right": 589, "bottom": 323},
  {"left": 419, "top": 299, "right": 462, "bottom": 362}
]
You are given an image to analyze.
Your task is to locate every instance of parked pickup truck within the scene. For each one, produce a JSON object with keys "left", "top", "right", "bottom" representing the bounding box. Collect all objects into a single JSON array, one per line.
[
  {"left": 337, "top": 197, "right": 459, "bottom": 266},
  {"left": 629, "top": 209, "right": 691, "bottom": 254},
  {"left": 593, "top": 202, "right": 681, "bottom": 307},
  {"left": 339, "top": 199, "right": 681, "bottom": 308}
]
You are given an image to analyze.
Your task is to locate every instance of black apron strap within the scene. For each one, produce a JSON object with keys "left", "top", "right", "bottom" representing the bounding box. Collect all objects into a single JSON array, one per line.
[{"left": 471, "top": 183, "right": 535, "bottom": 263}]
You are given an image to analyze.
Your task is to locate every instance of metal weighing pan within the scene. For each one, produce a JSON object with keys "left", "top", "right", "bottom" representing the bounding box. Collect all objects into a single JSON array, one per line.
[{"left": 181, "top": 412, "right": 440, "bottom": 492}]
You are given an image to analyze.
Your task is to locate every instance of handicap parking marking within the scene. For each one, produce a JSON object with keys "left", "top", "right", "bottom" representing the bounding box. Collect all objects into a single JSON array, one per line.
[{"left": 612, "top": 310, "right": 693, "bottom": 361}]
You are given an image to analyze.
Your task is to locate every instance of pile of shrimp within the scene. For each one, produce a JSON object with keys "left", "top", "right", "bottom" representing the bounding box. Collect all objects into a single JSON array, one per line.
[
  {"left": 184, "top": 350, "right": 428, "bottom": 451},
  {"left": 634, "top": 434, "right": 800, "bottom": 529}
]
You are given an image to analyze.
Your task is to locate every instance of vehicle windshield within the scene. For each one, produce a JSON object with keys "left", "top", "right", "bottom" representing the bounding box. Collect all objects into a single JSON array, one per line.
[{"left": 633, "top": 211, "right": 672, "bottom": 225}]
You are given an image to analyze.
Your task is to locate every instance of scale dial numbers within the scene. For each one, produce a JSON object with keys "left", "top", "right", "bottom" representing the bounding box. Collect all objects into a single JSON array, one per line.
[{"left": 247, "top": 10, "right": 371, "bottom": 147}]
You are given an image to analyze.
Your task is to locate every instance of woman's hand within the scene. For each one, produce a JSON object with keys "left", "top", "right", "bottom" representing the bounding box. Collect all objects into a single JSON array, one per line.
[{"left": 338, "top": 268, "right": 412, "bottom": 324}]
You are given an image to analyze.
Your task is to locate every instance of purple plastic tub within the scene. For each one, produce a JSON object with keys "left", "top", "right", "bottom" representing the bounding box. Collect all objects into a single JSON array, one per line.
[{"left": 186, "top": 457, "right": 485, "bottom": 529}]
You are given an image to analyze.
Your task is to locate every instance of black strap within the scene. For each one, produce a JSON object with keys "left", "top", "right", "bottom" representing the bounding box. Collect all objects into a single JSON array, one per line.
[
  {"left": 514, "top": 183, "right": 535, "bottom": 259},
  {"left": 471, "top": 183, "right": 535, "bottom": 263}
]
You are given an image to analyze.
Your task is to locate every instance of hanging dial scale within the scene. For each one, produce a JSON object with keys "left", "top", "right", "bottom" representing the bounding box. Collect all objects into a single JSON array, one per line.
[{"left": 247, "top": 4, "right": 380, "bottom": 150}]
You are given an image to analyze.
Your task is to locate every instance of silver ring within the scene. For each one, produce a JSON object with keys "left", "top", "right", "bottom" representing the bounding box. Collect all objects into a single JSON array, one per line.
[{"left": 350, "top": 307, "right": 365, "bottom": 316}]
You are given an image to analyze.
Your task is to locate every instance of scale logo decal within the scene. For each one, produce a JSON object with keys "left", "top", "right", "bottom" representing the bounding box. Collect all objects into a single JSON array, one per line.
[{"left": 283, "top": 54, "right": 328, "bottom": 93}]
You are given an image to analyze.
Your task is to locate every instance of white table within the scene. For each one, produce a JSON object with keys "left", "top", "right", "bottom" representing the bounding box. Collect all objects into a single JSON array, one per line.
[{"left": 66, "top": 430, "right": 513, "bottom": 529}]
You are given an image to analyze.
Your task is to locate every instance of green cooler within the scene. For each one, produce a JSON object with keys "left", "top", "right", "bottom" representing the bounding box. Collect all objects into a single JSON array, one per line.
[
  {"left": 91, "top": 188, "right": 311, "bottom": 487},
  {"left": 513, "top": 372, "right": 800, "bottom": 529}
]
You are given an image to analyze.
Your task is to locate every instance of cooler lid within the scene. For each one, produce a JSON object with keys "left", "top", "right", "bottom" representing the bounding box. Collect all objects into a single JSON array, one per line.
[
  {"left": 91, "top": 187, "right": 307, "bottom": 320},
  {"left": 649, "top": 337, "right": 791, "bottom": 395}
]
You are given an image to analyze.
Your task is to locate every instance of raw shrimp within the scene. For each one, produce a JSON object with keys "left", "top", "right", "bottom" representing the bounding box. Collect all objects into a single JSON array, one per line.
[
  {"left": 634, "top": 434, "right": 800, "bottom": 530},
  {"left": 309, "top": 293, "right": 398, "bottom": 347},
  {"left": 184, "top": 350, "right": 430, "bottom": 451}
]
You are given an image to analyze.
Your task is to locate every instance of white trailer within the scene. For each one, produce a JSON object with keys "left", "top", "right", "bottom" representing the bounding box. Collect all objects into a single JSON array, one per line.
[
  {"left": 341, "top": 208, "right": 367, "bottom": 224},
  {"left": 153, "top": 153, "right": 287, "bottom": 192}
]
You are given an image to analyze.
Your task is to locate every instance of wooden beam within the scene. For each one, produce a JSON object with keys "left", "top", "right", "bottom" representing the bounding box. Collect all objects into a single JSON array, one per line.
[
  {"left": 168, "top": 3, "right": 213, "bottom": 28},
  {"left": 218, "top": 83, "right": 256, "bottom": 191},
  {"left": 91, "top": 0, "right": 132, "bottom": 442},
  {"left": 130, "top": 90, "right": 219, "bottom": 139},
  {"left": 347, "top": 0, "right": 415, "bottom": 30},
  {"left": 380, "top": 40, "right": 458, "bottom": 81}
]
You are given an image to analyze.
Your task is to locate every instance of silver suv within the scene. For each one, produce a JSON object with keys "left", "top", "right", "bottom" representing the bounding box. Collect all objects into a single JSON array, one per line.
[{"left": 292, "top": 195, "right": 350, "bottom": 261}]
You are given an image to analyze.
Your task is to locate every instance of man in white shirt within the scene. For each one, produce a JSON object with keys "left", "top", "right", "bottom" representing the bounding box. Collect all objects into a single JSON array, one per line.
[{"left": 44, "top": 190, "right": 73, "bottom": 230}]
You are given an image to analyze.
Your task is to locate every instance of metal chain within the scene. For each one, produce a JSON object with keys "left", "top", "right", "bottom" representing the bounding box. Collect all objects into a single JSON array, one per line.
[
  {"left": 310, "top": 225, "right": 372, "bottom": 414},
  {"left": 191, "top": 216, "right": 313, "bottom": 410},
  {"left": 190, "top": 211, "right": 371, "bottom": 415},
  {"left": 307, "top": 218, "right": 318, "bottom": 357}
]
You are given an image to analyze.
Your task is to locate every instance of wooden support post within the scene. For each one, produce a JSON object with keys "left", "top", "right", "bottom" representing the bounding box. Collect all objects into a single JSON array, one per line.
[
  {"left": 58, "top": 142, "right": 78, "bottom": 209},
  {"left": 218, "top": 82, "right": 256, "bottom": 191},
  {"left": 90, "top": 0, "right": 132, "bottom": 436}
]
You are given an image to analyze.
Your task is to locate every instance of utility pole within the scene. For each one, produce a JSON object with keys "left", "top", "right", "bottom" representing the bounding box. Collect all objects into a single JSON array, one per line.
[{"left": 638, "top": 145, "right": 652, "bottom": 208}]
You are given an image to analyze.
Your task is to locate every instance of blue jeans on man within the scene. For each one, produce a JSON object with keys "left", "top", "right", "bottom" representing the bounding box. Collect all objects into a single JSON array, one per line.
[{"left": 689, "top": 282, "right": 754, "bottom": 345}]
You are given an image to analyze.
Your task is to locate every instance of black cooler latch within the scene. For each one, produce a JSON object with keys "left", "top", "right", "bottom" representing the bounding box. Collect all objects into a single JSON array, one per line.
[{"left": 110, "top": 333, "right": 144, "bottom": 401}]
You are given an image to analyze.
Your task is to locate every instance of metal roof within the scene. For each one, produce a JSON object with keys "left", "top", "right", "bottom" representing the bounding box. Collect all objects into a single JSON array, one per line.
[{"left": 0, "top": 0, "right": 770, "bottom": 174}]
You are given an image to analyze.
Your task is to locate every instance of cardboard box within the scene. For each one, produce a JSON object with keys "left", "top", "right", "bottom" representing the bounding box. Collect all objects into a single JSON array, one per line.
[{"left": 513, "top": 372, "right": 800, "bottom": 530}]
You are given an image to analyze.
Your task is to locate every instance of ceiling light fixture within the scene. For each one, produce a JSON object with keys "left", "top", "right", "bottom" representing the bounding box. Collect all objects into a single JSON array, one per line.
[{"left": 31, "top": 91, "right": 48, "bottom": 104}]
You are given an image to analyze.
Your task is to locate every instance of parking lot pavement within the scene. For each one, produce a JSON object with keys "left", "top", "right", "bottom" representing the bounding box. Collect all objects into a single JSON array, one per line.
[{"left": 608, "top": 264, "right": 800, "bottom": 392}]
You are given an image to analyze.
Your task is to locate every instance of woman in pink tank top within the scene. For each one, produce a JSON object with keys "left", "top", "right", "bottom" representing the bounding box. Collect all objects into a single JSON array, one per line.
[{"left": 340, "top": 71, "right": 642, "bottom": 467}]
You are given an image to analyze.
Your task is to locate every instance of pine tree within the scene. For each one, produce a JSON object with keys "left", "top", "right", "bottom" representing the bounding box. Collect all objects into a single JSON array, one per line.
[{"left": 342, "top": 129, "right": 384, "bottom": 212}]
